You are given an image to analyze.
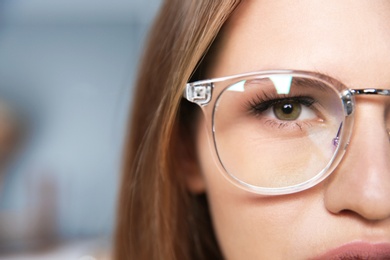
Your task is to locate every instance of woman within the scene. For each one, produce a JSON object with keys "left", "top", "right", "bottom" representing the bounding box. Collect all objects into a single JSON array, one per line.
[{"left": 115, "top": 0, "right": 390, "bottom": 259}]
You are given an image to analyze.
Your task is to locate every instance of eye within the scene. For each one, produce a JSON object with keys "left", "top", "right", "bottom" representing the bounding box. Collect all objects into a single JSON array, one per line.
[
  {"left": 252, "top": 96, "right": 318, "bottom": 123},
  {"left": 273, "top": 100, "right": 302, "bottom": 120}
]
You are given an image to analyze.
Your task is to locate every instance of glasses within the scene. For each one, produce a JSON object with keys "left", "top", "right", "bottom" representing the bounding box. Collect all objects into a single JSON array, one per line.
[{"left": 184, "top": 70, "right": 390, "bottom": 195}]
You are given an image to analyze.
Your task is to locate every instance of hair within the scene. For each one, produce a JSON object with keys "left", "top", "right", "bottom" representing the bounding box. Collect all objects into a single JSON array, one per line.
[
  {"left": 114, "top": 0, "right": 241, "bottom": 259},
  {"left": 0, "top": 101, "right": 25, "bottom": 170}
]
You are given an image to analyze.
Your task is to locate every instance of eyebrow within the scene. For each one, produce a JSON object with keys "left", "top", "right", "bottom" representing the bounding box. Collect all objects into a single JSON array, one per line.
[
  {"left": 309, "top": 70, "right": 346, "bottom": 91},
  {"left": 292, "top": 77, "right": 337, "bottom": 92}
]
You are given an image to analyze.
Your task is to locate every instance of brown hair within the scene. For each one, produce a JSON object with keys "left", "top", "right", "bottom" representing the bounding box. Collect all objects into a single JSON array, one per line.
[{"left": 114, "top": 0, "right": 241, "bottom": 259}]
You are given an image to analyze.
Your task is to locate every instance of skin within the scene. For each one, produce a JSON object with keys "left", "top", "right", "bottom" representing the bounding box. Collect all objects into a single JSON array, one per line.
[{"left": 191, "top": 0, "right": 390, "bottom": 259}]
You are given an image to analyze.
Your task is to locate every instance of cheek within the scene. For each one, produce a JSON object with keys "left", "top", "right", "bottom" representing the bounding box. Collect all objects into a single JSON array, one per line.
[{"left": 196, "top": 117, "right": 327, "bottom": 259}]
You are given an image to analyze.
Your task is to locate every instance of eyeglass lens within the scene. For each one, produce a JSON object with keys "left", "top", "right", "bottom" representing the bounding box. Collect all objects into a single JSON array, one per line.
[{"left": 213, "top": 75, "right": 345, "bottom": 188}]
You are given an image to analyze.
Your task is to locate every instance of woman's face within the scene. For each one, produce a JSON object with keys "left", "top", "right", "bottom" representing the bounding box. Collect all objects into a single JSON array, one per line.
[{"left": 194, "top": 0, "right": 390, "bottom": 259}]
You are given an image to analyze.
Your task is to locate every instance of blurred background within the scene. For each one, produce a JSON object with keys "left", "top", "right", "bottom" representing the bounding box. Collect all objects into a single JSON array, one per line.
[{"left": 0, "top": 0, "right": 161, "bottom": 259}]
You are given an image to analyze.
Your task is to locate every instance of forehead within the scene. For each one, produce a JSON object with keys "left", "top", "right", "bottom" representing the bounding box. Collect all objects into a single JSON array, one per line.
[{"left": 207, "top": 0, "right": 390, "bottom": 88}]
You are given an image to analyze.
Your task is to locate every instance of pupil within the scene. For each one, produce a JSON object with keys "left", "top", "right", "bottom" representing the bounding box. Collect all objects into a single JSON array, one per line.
[{"left": 282, "top": 103, "right": 294, "bottom": 114}]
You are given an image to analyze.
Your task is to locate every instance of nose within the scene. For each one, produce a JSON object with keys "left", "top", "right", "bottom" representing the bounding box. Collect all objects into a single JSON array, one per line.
[{"left": 324, "top": 101, "right": 390, "bottom": 221}]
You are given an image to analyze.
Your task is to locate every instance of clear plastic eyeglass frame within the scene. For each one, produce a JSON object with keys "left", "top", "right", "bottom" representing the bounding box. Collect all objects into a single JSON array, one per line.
[{"left": 184, "top": 70, "right": 390, "bottom": 195}]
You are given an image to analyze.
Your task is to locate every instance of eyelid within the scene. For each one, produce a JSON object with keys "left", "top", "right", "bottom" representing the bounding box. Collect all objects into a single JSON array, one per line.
[{"left": 249, "top": 96, "right": 316, "bottom": 112}]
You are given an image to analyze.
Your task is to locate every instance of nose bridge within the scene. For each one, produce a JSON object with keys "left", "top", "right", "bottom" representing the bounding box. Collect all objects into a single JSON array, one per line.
[
  {"left": 349, "top": 100, "right": 390, "bottom": 174},
  {"left": 324, "top": 98, "right": 390, "bottom": 220}
]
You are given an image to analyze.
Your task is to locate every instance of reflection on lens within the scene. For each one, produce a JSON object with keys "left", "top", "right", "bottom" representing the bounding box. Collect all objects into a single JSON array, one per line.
[{"left": 213, "top": 74, "right": 344, "bottom": 189}]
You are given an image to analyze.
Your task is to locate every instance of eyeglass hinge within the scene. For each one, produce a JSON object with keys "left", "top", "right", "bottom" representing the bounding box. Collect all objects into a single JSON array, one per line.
[
  {"left": 184, "top": 83, "right": 212, "bottom": 106},
  {"left": 341, "top": 90, "right": 354, "bottom": 116}
]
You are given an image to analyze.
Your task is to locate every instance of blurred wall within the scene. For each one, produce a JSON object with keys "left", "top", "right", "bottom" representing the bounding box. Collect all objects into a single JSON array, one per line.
[{"left": 0, "top": 0, "right": 161, "bottom": 245}]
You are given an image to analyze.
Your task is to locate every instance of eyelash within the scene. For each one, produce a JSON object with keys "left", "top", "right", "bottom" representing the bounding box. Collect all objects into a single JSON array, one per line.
[
  {"left": 246, "top": 92, "right": 318, "bottom": 129},
  {"left": 249, "top": 95, "right": 316, "bottom": 112},
  {"left": 263, "top": 119, "right": 313, "bottom": 130}
]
